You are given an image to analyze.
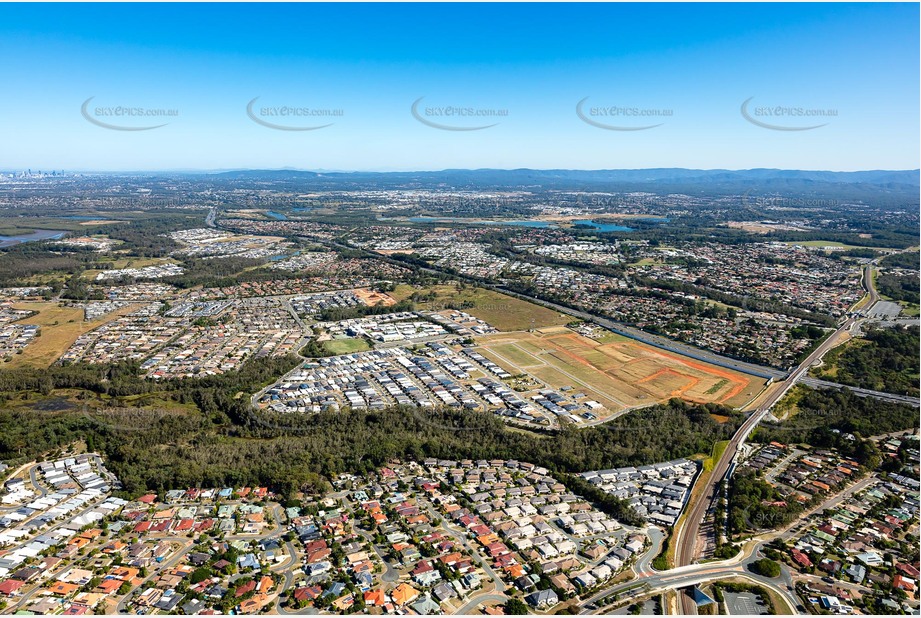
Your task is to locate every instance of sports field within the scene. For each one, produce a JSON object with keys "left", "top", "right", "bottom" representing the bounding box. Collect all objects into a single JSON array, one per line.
[{"left": 474, "top": 327, "right": 763, "bottom": 418}]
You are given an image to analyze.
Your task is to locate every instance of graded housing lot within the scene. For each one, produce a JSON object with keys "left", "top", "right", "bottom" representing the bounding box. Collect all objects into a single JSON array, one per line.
[{"left": 473, "top": 327, "right": 763, "bottom": 417}]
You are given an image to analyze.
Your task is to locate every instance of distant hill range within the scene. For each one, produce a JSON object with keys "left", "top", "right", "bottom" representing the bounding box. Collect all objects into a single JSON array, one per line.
[{"left": 203, "top": 168, "right": 919, "bottom": 204}]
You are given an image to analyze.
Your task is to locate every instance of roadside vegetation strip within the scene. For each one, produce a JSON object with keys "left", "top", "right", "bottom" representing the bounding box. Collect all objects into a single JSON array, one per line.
[
  {"left": 667, "top": 440, "right": 727, "bottom": 569},
  {"left": 703, "top": 440, "right": 730, "bottom": 473},
  {"left": 651, "top": 532, "right": 672, "bottom": 571}
]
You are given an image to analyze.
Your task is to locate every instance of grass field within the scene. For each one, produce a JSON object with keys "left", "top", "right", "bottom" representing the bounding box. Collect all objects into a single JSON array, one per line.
[
  {"left": 391, "top": 283, "right": 573, "bottom": 331},
  {"left": 899, "top": 301, "right": 920, "bottom": 317},
  {"left": 7, "top": 301, "right": 137, "bottom": 368},
  {"left": 595, "top": 331, "right": 632, "bottom": 344},
  {"left": 322, "top": 338, "right": 371, "bottom": 355},
  {"left": 473, "top": 328, "right": 763, "bottom": 417}
]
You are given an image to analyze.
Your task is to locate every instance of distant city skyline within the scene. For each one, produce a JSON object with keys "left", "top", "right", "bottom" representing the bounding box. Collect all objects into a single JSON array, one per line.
[{"left": 0, "top": 3, "right": 918, "bottom": 171}]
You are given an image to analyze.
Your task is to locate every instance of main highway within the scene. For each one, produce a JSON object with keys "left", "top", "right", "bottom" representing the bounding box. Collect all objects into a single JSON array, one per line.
[
  {"left": 674, "top": 312, "right": 857, "bottom": 572},
  {"left": 670, "top": 257, "right": 907, "bottom": 614}
]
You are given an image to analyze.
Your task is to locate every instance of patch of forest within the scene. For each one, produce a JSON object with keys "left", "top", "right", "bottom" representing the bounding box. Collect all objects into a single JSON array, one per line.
[
  {"left": 877, "top": 272, "right": 920, "bottom": 304},
  {"left": 1, "top": 354, "right": 742, "bottom": 511},
  {"left": 752, "top": 386, "right": 919, "bottom": 458},
  {"left": 812, "top": 326, "right": 919, "bottom": 396},
  {"left": 880, "top": 252, "right": 920, "bottom": 271}
]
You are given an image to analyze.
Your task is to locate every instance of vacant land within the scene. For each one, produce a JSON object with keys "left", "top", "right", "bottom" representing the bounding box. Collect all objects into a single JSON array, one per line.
[
  {"left": 392, "top": 283, "right": 573, "bottom": 331},
  {"left": 322, "top": 338, "right": 371, "bottom": 355},
  {"left": 353, "top": 288, "right": 396, "bottom": 307},
  {"left": 473, "top": 328, "right": 763, "bottom": 416},
  {"left": 8, "top": 301, "right": 138, "bottom": 368}
]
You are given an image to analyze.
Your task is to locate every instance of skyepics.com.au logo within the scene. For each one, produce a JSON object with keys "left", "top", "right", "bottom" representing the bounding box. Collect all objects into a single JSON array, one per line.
[
  {"left": 741, "top": 97, "right": 837, "bottom": 131},
  {"left": 754, "top": 407, "right": 842, "bottom": 436},
  {"left": 246, "top": 97, "right": 343, "bottom": 131},
  {"left": 81, "top": 97, "right": 178, "bottom": 131},
  {"left": 576, "top": 97, "right": 673, "bottom": 131},
  {"left": 741, "top": 507, "right": 799, "bottom": 531},
  {"left": 741, "top": 189, "right": 840, "bottom": 210},
  {"left": 411, "top": 97, "right": 507, "bottom": 131}
]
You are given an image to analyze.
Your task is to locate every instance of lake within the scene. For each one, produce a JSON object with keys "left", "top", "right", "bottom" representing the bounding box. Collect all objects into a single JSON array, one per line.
[
  {"left": 572, "top": 219, "right": 635, "bottom": 232},
  {"left": 0, "top": 229, "right": 67, "bottom": 248},
  {"left": 266, "top": 211, "right": 288, "bottom": 220},
  {"left": 269, "top": 250, "right": 300, "bottom": 262}
]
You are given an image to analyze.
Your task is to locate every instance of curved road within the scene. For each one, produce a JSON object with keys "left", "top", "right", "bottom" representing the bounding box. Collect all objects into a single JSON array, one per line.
[{"left": 582, "top": 539, "right": 799, "bottom": 615}]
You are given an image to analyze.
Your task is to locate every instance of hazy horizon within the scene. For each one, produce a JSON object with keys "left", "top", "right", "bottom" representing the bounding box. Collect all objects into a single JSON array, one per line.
[{"left": 5, "top": 166, "right": 920, "bottom": 175}]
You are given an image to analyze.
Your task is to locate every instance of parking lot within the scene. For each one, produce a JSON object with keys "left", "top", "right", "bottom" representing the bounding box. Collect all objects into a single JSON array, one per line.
[{"left": 724, "top": 591, "right": 768, "bottom": 615}]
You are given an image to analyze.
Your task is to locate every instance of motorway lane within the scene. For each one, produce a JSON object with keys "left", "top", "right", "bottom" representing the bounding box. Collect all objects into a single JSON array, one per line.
[
  {"left": 320, "top": 238, "right": 921, "bottom": 412},
  {"left": 492, "top": 286, "right": 785, "bottom": 381},
  {"left": 800, "top": 377, "right": 920, "bottom": 406},
  {"left": 311, "top": 237, "right": 916, "bottom": 412},
  {"left": 604, "top": 477, "right": 878, "bottom": 613},
  {"left": 673, "top": 314, "right": 862, "bottom": 614}
]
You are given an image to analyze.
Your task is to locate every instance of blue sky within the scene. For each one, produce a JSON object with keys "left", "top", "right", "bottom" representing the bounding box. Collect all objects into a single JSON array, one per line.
[{"left": 0, "top": 3, "right": 917, "bottom": 171}]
